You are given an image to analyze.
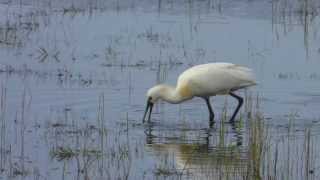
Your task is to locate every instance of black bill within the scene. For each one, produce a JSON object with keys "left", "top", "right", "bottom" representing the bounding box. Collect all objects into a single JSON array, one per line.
[{"left": 142, "top": 98, "right": 153, "bottom": 123}]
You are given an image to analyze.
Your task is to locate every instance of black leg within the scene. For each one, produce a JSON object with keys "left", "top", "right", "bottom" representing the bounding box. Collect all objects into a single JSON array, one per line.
[
  {"left": 229, "top": 92, "right": 243, "bottom": 123},
  {"left": 204, "top": 97, "right": 214, "bottom": 125}
]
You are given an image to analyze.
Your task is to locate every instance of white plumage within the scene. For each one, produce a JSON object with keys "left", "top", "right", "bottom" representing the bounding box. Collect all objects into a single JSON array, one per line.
[
  {"left": 178, "top": 62, "right": 256, "bottom": 96},
  {"left": 143, "top": 62, "right": 256, "bottom": 125}
]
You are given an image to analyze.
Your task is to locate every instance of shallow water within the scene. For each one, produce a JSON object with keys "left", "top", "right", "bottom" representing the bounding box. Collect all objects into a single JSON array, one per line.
[{"left": 0, "top": 0, "right": 320, "bottom": 179}]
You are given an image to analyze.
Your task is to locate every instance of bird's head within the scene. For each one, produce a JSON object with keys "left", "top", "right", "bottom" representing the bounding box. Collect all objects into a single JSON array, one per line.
[
  {"left": 147, "top": 85, "right": 165, "bottom": 103},
  {"left": 142, "top": 85, "right": 167, "bottom": 123}
]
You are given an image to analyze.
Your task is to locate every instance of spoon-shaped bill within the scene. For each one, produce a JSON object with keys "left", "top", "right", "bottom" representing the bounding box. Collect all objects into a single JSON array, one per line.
[
  {"left": 147, "top": 102, "right": 153, "bottom": 122},
  {"left": 142, "top": 100, "right": 153, "bottom": 123}
]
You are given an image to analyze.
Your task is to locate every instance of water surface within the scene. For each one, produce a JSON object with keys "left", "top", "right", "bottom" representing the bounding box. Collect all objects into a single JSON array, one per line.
[{"left": 0, "top": 0, "right": 320, "bottom": 179}]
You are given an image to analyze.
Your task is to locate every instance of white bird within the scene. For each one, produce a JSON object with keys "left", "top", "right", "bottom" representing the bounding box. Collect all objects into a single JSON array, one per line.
[{"left": 142, "top": 62, "right": 256, "bottom": 125}]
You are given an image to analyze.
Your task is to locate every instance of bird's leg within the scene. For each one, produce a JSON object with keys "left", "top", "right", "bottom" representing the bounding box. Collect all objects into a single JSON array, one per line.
[
  {"left": 145, "top": 123, "right": 154, "bottom": 144},
  {"left": 229, "top": 92, "right": 244, "bottom": 123},
  {"left": 204, "top": 97, "right": 214, "bottom": 125}
]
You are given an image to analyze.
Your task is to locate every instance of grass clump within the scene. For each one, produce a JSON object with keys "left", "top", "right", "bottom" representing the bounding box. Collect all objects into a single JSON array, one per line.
[
  {"left": 50, "top": 147, "right": 77, "bottom": 161},
  {"left": 50, "top": 147, "right": 102, "bottom": 161}
]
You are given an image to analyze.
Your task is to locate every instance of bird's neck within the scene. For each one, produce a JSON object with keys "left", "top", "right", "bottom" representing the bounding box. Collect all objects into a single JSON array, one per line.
[{"left": 160, "top": 84, "right": 190, "bottom": 104}]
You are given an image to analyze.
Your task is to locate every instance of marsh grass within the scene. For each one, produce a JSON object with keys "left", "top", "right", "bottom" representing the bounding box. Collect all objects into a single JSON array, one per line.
[
  {"left": 50, "top": 146, "right": 77, "bottom": 161},
  {"left": 0, "top": 7, "right": 40, "bottom": 47},
  {"left": 50, "top": 146, "right": 102, "bottom": 161},
  {"left": 246, "top": 104, "right": 266, "bottom": 179},
  {"left": 0, "top": 86, "right": 6, "bottom": 171},
  {"left": 36, "top": 47, "right": 61, "bottom": 63},
  {"left": 271, "top": 0, "right": 319, "bottom": 59},
  {"left": 186, "top": 92, "right": 319, "bottom": 180},
  {"left": 243, "top": 93, "right": 319, "bottom": 180}
]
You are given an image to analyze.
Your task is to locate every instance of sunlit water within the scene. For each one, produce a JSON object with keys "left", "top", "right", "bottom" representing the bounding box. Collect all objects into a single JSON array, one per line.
[{"left": 0, "top": 0, "right": 320, "bottom": 179}]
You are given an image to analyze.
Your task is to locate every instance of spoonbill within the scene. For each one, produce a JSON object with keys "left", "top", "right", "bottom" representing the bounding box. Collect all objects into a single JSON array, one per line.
[{"left": 142, "top": 62, "right": 256, "bottom": 125}]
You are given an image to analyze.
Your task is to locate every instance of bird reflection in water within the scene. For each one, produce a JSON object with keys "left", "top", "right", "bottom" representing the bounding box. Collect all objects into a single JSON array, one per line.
[{"left": 144, "top": 122, "right": 248, "bottom": 178}]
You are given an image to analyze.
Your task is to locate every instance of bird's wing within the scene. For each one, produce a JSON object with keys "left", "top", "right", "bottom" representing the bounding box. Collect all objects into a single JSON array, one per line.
[
  {"left": 224, "top": 64, "right": 256, "bottom": 85},
  {"left": 178, "top": 63, "right": 256, "bottom": 96}
]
